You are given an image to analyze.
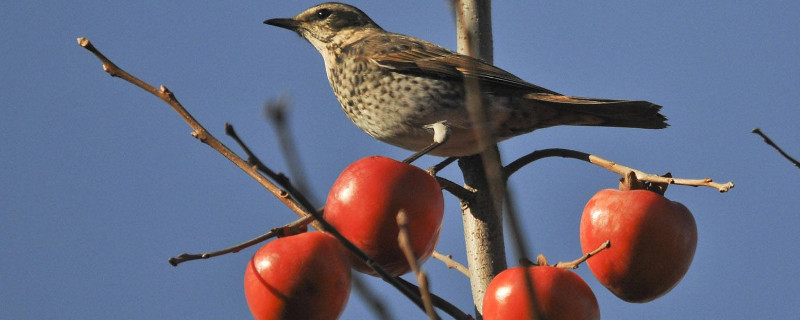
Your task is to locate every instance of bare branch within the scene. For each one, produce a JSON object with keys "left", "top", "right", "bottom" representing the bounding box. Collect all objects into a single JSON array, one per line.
[
  {"left": 397, "top": 211, "right": 439, "bottom": 320},
  {"left": 224, "top": 123, "right": 323, "bottom": 231},
  {"left": 264, "top": 97, "right": 318, "bottom": 197},
  {"left": 452, "top": 1, "right": 510, "bottom": 312},
  {"left": 78, "top": 37, "right": 435, "bottom": 314},
  {"left": 505, "top": 148, "right": 735, "bottom": 192},
  {"left": 264, "top": 100, "right": 394, "bottom": 318},
  {"left": 436, "top": 177, "right": 476, "bottom": 202},
  {"left": 553, "top": 240, "right": 611, "bottom": 269},
  {"left": 752, "top": 128, "right": 800, "bottom": 168},
  {"left": 395, "top": 277, "right": 475, "bottom": 320},
  {"left": 397, "top": 213, "right": 473, "bottom": 319},
  {"left": 225, "top": 123, "right": 283, "bottom": 181},
  {"left": 77, "top": 37, "right": 312, "bottom": 218},
  {"left": 168, "top": 215, "right": 314, "bottom": 266},
  {"left": 426, "top": 160, "right": 476, "bottom": 202},
  {"left": 454, "top": 3, "right": 541, "bottom": 317},
  {"left": 432, "top": 251, "right": 470, "bottom": 277},
  {"left": 428, "top": 157, "right": 458, "bottom": 175},
  {"left": 500, "top": 186, "right": 541, "bottom": 319}
]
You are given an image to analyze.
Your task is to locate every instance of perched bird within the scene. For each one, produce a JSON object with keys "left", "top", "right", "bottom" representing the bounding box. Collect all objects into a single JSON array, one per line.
[{"left": 265, "top": 2, "right": 667, "bottom": 157}]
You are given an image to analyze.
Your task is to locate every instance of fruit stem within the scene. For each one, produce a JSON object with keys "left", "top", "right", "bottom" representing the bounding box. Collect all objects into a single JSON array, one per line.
[{"left": 553, "top": 240, "right": 612, "bottom": 269}]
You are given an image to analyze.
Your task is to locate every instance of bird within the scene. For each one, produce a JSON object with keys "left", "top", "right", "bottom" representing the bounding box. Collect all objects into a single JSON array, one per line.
[{"left": 264, "top": 2, "right": 667, "bottom": 157}]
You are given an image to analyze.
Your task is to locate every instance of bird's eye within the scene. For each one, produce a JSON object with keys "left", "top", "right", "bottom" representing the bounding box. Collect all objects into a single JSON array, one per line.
[{"left": 316, "top": 8, "right": 332, "bottom": 19}]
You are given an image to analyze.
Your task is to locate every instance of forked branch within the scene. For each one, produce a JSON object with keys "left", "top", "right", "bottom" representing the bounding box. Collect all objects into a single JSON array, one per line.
[
  {"left": 77, "top": 37, "right": 311, "bottom": 218},
  {"left": 169, "top": 215, "right": 313, "bottom": 266},
  {"left": 432, "top": 251, "right": 470, "bottom": 277},
  {"left": 505, "top": 148, "right": 734, "bottom": 193},
  {"left": 77, "top": 37, "right": 443, "bottom": 317}
]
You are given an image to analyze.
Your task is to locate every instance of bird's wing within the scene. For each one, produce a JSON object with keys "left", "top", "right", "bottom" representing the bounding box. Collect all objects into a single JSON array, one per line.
[{"left": 368, "top": 35, "right": 560, "bottom": 95}]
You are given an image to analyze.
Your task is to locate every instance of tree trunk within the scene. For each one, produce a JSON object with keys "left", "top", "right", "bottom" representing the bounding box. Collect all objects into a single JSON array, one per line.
[{"left": 454, "top": 0, "right": 506, "bottom": 315}]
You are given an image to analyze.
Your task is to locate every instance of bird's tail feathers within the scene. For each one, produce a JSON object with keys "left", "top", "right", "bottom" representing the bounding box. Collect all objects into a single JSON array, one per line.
[{"left": 525, "top": 93, "right": 668, "bottom": 129}]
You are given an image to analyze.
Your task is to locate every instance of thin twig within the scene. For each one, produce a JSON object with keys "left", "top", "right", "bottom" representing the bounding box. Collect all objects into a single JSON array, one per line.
[
  {"left": 553, "top": 240, "right": 611, "bottom": 269},
  {"left": 429, "top": 157, "right": 458, "bottom": 175},
  {"left": 432, "top": 251, "right": 470, "bottom": 277},
  {"left": 397, "top": 211, "right": 439, "bottom": 320},
  {"left": 265, "top": 98, "right": 318, "bottom": 196},
  {"left": 225, "top": 123, "right": 323, "bottom": 231},
  {"left": 264, "top": 100, "right": 392, "bottom": 318},
  {"left": 752, "top": 128, "right": 800, "bottom": 168},
  {"left": 78, "top": 37, "right": 433, "bottom": 314},
  {"left": 77, "top": 37, "right": 310, "bottom": 219},
  {"left": 224, "top": 123, "right": 291, "bottom": 197},
  {"left": 505, "top": 148, "right": 735, "bottom": 192},
  {"left": 225, "top": 123, "right": 283, "bottom": 181},
  {"left": 395, "top": 277, "right": 475, "bottom": 320},
  {"left": 499, "top": 183, "right": 540, "bottom": 319},
  {"left": 168, "top": 215, "right": 314, "bottom": 266},
  {"left": 436, "top": 176, "right": 476, "bottom": 202}
]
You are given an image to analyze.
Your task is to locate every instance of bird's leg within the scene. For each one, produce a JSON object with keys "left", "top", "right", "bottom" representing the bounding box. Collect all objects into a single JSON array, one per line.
[{"left": 402, "top": 121, "right": 451, "bottom": 164}]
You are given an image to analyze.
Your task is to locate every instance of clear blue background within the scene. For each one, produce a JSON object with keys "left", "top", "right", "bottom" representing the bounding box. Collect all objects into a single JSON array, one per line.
[{"left": 2, "top": 1, "right": 798, "bottom": 319}]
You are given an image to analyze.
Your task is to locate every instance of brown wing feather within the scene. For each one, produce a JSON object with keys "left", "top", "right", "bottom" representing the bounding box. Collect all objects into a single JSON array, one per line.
[{"left": 368, "top": 34, "right": 559, "bottom": 95}]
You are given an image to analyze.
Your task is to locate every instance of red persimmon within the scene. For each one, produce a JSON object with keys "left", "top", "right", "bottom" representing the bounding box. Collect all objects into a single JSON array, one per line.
[
  {"left": 580, "top": 189, "right": 697, "bottom": 302},
  {"left": 244, "top": 232, "right": 351, "bottom": 320},
  {"left": 325, "top": 156, "right": 444, "bottom": 276}
]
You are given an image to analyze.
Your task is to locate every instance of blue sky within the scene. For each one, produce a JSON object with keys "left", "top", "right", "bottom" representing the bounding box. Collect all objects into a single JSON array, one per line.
[{"left": 2, "top": 1, "right": 798, "bottom": 319}]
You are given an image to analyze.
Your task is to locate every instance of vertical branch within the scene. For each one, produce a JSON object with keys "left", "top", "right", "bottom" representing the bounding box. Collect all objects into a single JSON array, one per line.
[
  {"left": 397, "top": 211, "right": 439, "bottom": 320},
  {"left": 264, "top": 98, "right": 317, "bottom": 199},
  {"left": 453, "top": 0, "right": 507, "bottom": 313},
  {"left": 456, "top": 156, "right": 506, "bottom": 313},
  {"left": 455, "top": 0, "right": 493, "bottom": 62}
]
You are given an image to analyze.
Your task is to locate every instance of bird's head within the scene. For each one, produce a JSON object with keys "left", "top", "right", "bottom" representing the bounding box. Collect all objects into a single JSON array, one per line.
[{"left": 265, "top": 3, "right": 382, "bottom": 52}]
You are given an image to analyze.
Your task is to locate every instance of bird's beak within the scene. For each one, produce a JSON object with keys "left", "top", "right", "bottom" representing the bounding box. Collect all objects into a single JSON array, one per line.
[{"left": 264, "top": 18, "right": 301, "bottom": 31}]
